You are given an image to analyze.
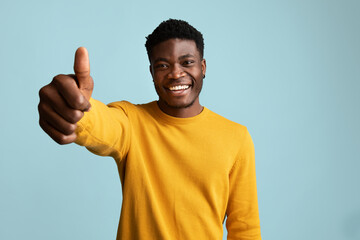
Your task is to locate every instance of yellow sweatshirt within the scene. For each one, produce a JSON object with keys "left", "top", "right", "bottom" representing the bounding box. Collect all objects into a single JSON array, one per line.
[{"left": 75, "top": 98, "right": 261, "bottom": 240}]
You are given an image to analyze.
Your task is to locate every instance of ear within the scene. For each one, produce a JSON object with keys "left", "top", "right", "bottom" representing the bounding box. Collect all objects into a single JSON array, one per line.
[{"left": 201, "top": 59, "right": 207, "bottom": 77}]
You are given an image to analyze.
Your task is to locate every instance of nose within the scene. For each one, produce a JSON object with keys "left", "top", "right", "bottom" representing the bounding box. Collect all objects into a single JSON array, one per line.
[{"left": 168, "top": 64, "right": 186, "bottom": 79}]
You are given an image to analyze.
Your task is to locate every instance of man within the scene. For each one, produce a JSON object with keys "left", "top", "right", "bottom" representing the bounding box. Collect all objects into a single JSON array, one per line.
[{"left": 38, "top": 19, "right": 261, "bottom": 240}]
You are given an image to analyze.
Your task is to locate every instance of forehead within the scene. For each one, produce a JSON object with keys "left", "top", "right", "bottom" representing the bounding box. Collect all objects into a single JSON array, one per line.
[{"left": 150, "top": 38, "right": 199, "bottom": 61}]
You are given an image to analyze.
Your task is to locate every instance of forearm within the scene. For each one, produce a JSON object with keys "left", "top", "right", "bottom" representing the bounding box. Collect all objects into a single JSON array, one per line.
[{"left": 75, "top": 98, "right": 130, "bottom": 161}]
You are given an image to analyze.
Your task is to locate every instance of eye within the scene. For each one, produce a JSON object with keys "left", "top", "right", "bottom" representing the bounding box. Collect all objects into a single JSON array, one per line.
[
  {"left": 182, "top": 60, "right": 195, "bottom": 66},
  {"left": 155, "top": 63, "right": 168, "bottom": 69}
]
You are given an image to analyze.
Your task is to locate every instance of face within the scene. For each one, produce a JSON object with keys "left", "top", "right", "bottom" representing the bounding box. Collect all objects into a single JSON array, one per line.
[{"left": 150, "top": 38, "right": 206, "bottom": 116}]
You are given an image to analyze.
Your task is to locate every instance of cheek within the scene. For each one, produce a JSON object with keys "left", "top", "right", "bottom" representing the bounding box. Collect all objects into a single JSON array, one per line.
[
  {"left": 195, "top": 79, "right": 203, "bottom": 91},
  {"left": 153, "top": 83, "right": 163, "bottom": 97},
  {"left": 152, "top": 76, "right": 161, "bottom": 85},
  {"left": 194, "top": 67, "right": 203, "bottom": 78},
  {"left": 153, "top": 81, "right": 161, "bottom": 91},
  {"left": 153, "top": 79, "right": 165, "bottom": 93},
  {"left": 153, "top": 72, "right": 166, "bottom": 83},
  {"left": 193, "top": 71, "right": 204, "bottom": 84}
]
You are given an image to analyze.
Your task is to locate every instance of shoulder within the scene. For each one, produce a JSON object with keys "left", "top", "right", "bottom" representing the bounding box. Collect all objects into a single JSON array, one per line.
[
  {"left": 205, "top": 108, "right": 254, "bottom": 155},
  {"left": 107, "top": 100, "right": 134, "bottom": 111},
  {"left": 204, "top": 108, "right": 254, "bottom": 169},
  {"left": 205, "top": 107, "right": 250, "bottom": 138},
  {"left": 107, "top": 100, "right": 156, "bottom": 118}
]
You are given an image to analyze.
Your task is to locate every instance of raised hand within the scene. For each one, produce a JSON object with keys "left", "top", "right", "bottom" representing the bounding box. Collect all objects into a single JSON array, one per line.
[{"left": 38, "top": 47, "right": 94, "bottom": 144}]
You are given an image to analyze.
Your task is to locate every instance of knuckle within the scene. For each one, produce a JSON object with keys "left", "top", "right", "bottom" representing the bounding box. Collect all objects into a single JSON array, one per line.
[
  {"left": 52, "top": 74, "right": 66, "bottom": 81},
  {"left": 70, "top": 95, "right": 87, "bottom": 110},
  {"left": 38, "top": 119, "right": 45, "bottom": 130},
  {"left": 37, "top": 103, "right": 42, "bottom": 113},
  {"left": 63, "top": 123, "right": 77, "bottom": 135},
  {"left": 51, "top": 75, "right": 62, "bottom": 84},
  {"left": 72, "top": 111, "right": 84, "bottom": 124},
  {"left": 68, "top": 123, "right": 77, "bottom": 133},
  {"left": 38, "top": 106, "right": 45, "bottom": 118},
  {"left": 74, "top": 94, "right": 85, "bottom": 107},
  {"left": 52, "top": 74, "right": 71, "bottom": 87},
  {"left": 55, "top": 135, "right": 68, "bottom": 145},
  {"left": 69, "top": 110, "right": 84, "bottom": 123},
  {"left": 56, "top": 133, "right": 76, "bottom": 145},
  {"left": 38, "top": 103, "right": 51, "bottom": 120},
  {"left": 51, "top": 75, "right": 63, "bottom": 86},
  {"left": 38, "top": 85, "right": 50, "bottom": 98},
  {"left": 38, "top": 102, "right": 45, "bottom": 112}
]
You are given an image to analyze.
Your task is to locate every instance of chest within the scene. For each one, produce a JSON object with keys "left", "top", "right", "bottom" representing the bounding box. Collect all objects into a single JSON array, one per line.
[{"left": 127, "top": 123, "right": 239, "bottom": 186}]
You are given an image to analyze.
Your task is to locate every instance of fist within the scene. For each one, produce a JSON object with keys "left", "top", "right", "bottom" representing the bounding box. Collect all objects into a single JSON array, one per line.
[{"left": 38, "top": 47, "right": 94, "bottom": 144}]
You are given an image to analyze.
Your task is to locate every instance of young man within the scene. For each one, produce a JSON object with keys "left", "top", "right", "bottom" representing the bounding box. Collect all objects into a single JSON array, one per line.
[{"left": 38, "top": 19, "right": 261, "bottom": 240}]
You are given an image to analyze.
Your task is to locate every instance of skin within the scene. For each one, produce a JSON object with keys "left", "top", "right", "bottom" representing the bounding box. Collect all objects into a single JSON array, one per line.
[
  {"left": 38, "top": 47, "right": 93, "bottom": 144},
  {"left": 38, "top": 39, "right": 206, "bottom": 144},
  {"left": 150, "top": 39, "right": 206, "bottom": 118}
]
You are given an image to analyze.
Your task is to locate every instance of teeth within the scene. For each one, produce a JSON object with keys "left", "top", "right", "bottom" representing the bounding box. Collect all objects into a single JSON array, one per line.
[{"left": 169, "top": 85, "right": 190, "bottom": 91}]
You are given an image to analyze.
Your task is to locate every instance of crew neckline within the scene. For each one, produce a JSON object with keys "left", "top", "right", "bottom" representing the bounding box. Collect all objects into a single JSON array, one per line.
[{"left": 150, "top": 101, "right": 208, "bottom": 125}]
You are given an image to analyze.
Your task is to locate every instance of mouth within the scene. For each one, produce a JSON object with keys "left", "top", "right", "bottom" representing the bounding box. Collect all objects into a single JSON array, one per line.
[
  {"left": 165, "top": 84, "right": 192, "bottom": 96},
  {"left": 168, "top": 84, "right": 191, "bottom": 91}
]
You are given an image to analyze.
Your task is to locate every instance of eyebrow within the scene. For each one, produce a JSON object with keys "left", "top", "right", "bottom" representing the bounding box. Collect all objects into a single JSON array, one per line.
[
  {"left": 153, "top": 57, "right": 169, "bottom": 63},
  {"left": 153, "top": 54, "right": 196, "bottom": 64},
  {"left": 178, "top": 54, "right": 195, "bottom": 60}
]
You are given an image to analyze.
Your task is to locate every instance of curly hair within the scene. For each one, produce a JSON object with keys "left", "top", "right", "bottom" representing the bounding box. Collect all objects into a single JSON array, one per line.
[{"left": 145, "top": 19, "right": 204, "bottom": 61}]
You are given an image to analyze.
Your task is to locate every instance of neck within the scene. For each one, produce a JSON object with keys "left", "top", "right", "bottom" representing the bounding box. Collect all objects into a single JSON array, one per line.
[{"left": 157, "top": 99, "right": 203, "bottom": 118}]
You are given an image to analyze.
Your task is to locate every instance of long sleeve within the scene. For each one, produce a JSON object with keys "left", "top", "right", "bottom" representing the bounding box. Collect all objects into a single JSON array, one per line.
[
  {"left": 226, "top": 130, "right": 261, "bottom": 240},
  {"left": 75, "top": 98, "right": 131, "bottom": 162}
]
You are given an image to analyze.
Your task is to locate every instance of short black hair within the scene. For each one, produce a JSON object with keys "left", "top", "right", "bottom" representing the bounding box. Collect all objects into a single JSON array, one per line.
[{"left": 145, "top": 19, "right": 204, "bottom": 61}]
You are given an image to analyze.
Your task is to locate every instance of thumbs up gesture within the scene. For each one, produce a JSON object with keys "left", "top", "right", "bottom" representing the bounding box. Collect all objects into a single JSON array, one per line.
[{"left": 38, "top": 47, "right": 94, "bottom": 144}]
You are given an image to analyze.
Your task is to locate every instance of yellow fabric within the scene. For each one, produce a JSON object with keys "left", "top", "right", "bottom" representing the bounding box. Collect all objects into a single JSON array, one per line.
[{"left": 75, "top": 98, "right": 261, "bottom": 240}]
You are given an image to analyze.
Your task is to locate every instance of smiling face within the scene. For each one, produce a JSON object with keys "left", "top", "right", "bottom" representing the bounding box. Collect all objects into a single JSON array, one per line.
[{"left": 150, "top": 38, "right": 206, "bottom": 118}]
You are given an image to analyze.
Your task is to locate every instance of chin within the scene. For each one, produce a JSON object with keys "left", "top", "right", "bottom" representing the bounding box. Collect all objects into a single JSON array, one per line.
[
  {"left": 159, "top": 94, "right": 197, "bottom": 109},
  {"left": 165, "top": 99, "right": 195, "bottom": 109}
]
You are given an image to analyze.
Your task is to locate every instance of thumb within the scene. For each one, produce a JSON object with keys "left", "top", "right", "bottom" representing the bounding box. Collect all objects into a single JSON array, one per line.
[{"left": 74, "top": 47, "right": 94, "bottom": 100}]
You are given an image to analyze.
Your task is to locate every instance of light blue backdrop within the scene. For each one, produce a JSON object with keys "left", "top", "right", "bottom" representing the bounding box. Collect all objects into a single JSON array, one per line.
[{"left": 1, "top": 0, "right": 359, "bottom": 239}]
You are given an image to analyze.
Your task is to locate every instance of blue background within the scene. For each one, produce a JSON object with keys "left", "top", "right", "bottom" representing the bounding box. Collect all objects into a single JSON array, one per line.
[{"left": 1, "top": 0, "right": 359, "bottom": 239}]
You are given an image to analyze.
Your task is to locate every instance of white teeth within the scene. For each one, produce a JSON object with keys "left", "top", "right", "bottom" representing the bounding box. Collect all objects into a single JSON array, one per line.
[{"left": 169, "top": 85, "right": 190, "bottom": 91}]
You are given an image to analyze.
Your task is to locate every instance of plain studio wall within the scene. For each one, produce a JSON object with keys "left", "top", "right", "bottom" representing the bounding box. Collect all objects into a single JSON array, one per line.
[{"left": 0, "top": 0, "right": 359, "bottom": 239}]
